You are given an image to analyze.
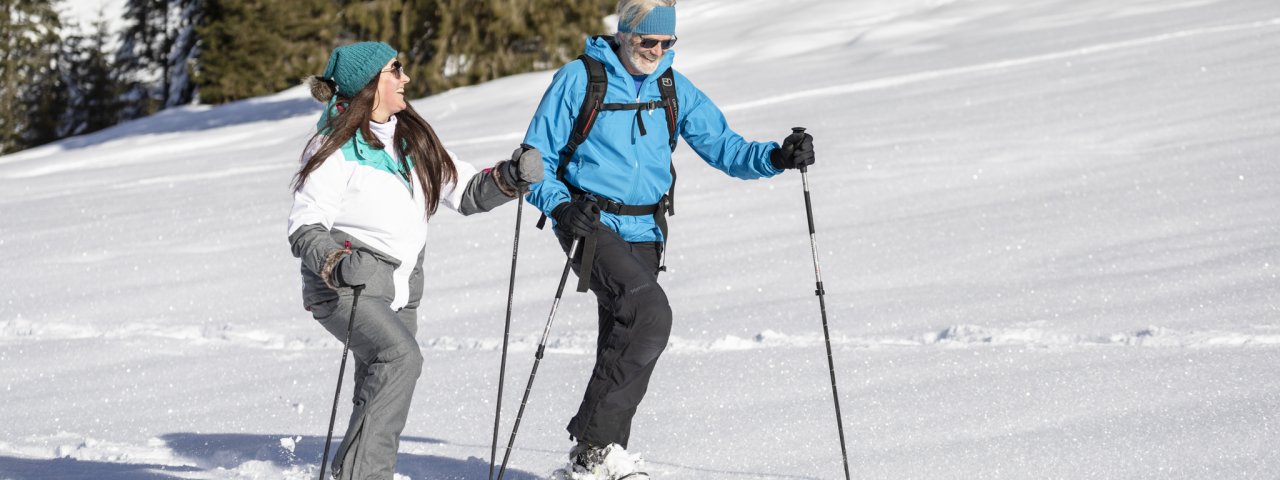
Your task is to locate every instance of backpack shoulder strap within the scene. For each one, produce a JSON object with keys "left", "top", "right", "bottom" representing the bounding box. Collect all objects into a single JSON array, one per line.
[
  {"left": 657, "top": 67, "right": 678, "bottom": 152},
  {"left": 538, "top": 56, "right": 608, "bottom": 230},
  {"left": 556, "top": 55, "right": 608, "bottom": 182},
  {"left": 657, "top": 67, "right": 678, "bottom": 215}
]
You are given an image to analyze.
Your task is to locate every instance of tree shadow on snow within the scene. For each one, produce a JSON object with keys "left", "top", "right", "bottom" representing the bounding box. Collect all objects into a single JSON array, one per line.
[
  {"left": 55, "top": 94, "right": 322, "bottom": 151},
  {"left": 159, "top": 432, "right": 541, "bottom": 479},
  {"left": 0, "top": 456, "right": 199, "bottom": 479}
]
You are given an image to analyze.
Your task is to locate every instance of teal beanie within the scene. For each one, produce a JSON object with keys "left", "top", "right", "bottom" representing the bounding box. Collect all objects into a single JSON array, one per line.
[{"left": 322, "top": 42, "right": 398, "bottom": 97}]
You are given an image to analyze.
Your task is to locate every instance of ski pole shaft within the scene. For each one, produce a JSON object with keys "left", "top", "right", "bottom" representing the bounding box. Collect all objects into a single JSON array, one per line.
[
  {"left": 497, "top": 237, "right": 581, "bottom": 480},
  {"left": 490, "top": 199, "right": 523, "bottom": 480},
  {"left": 794, "top": 126, "right": 851, "bottom": 480},
  {"left": 319, "top": 284, "right": 363, "bottom": 480}
]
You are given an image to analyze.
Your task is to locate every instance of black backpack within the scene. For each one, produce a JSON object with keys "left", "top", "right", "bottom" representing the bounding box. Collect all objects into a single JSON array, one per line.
[{"left": 536, "top": 53, "right": 681, "bottom": 290}]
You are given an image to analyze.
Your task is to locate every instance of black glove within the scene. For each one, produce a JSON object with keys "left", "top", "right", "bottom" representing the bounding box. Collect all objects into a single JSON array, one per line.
[
  {"left": 551, "top": 199, "right": 601, "bottom": 238},
  {"left": 502, "top": 144, "right": 544, "bottom": 190},
  {"left": 334, "top": 250, "right": 379, "bottom": 287},
  {"left": 769, "top": 131, "right": 815, "bottom": 170}
]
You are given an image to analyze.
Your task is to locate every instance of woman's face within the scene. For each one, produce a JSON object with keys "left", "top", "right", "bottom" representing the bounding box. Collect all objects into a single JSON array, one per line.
[{"left": 372, "top": 58, "right": 410, "bottom": 122}]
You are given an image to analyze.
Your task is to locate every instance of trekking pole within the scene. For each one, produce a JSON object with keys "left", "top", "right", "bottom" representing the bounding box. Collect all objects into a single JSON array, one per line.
[
  {"left": 496, "top": 237, "right": 582, "bottom": 480},
  {"left": 793, "top": 126, "right": 852, "bottom": 480},
  {"left": 489, "top": 198, "right": 524, "bottom": 480},
  {"left": 319, "top": 284, "right": 364, "bottom": 480}
]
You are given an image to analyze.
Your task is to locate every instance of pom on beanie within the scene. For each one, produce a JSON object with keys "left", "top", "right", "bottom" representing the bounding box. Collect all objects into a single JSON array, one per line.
[{"left": 306, "top": 75, "right": 336, "bottom": 103}]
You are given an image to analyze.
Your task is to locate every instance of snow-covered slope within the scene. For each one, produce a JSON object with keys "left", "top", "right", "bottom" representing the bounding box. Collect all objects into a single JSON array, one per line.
[{"left": 2, "top": 0, "right": 1277, "bottom": 478}]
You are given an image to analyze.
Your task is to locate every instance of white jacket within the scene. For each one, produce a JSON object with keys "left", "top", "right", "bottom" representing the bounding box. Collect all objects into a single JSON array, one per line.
[{"left": 288, "top": 116, "right": 478, "bottom": 310}]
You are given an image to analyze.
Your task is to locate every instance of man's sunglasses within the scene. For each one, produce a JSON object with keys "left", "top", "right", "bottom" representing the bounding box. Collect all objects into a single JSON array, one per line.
[
  {"left": 382, "top": 61, "right": 403, "bottom": 79},
  {"left": 636, "top": 36, "right": 677, "bottom": 50}
]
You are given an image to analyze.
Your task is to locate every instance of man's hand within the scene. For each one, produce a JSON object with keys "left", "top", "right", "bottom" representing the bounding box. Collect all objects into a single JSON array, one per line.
[
  {"left": 769, "top": 131, "right": 816, "bottom": 170},
  {"left": 551, "top": 199, "right": 601, "bottom": 238}
]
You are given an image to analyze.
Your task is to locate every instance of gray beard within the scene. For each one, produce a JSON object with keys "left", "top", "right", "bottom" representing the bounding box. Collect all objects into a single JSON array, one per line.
[{"left": 621, "top": 44, "right": 660, "bottom": 75}]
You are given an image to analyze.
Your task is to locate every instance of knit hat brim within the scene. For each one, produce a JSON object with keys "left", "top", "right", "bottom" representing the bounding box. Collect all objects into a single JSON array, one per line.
[{"left": 619, "top": 6, "right": 676, "bottom": 35}]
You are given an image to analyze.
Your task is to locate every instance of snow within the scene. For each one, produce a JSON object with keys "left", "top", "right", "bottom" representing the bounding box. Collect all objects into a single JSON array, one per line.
[
  {"left": 2, "top": 0, "right": 1278, "bottom": 478},
  {"left": 57, "top": 0, "right": 127, "bottom": 36}
]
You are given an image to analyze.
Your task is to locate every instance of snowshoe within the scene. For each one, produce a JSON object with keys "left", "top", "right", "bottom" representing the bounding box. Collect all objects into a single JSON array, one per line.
[{"left": 549, "top": 443, "right": 649, "bottom": 480}]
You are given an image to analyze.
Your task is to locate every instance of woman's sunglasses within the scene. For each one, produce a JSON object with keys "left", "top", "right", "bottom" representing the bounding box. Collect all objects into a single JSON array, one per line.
[
  {"left": 635, "top": 36, "right": 677, "bottom": 50},
  {"left": 382, "top": 61, "right": 403, "bottom": 79}
]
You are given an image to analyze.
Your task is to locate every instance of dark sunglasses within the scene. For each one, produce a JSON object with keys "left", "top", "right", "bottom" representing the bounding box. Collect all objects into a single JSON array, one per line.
[
  {"left": 382, "top": 61, "right": 403, "bottom": 79},
  {"left": 636, "top": 36, "right": 677, "bottom": 49}
]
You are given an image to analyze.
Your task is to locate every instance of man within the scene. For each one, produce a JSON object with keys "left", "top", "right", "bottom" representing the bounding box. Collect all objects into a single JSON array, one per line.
[{"left": 522, "top": 0, "right": 815, "bottom": 474}]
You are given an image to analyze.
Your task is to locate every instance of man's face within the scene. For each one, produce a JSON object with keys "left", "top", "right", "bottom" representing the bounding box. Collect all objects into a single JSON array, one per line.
[{"left": 620, "top": 33, "right": 675, "bottom": 75}]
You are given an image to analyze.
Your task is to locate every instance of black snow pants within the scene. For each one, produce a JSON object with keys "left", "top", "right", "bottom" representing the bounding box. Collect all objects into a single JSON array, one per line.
[{"left": 557, "top": 227, "right": 673, "bottom": 448}]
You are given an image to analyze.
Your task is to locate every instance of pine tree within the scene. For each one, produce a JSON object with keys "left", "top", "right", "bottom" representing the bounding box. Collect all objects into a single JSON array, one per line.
[
  {"left": 60, "top": 15, "right": 122, "bottom": 137},
  {"left": 333, "top": 0, "right": 608, "bottom": 98},
  {"left": 0, "top": 0, "right": 64, "bottom": 154},
  {"left": 117, "top": 0, "right": 165, "bottom": 119},
  {"left": 117, "top": 0, "right": 203, "bottom": 118},
  {"left": 164, "top": 0, "right": 202, "bottom": 107},
  {"left": 429, "top": 0, "right": 606, "bottom": 89},
  {"left": 196, "top": 0, "right": 335, "bottom": 104}
]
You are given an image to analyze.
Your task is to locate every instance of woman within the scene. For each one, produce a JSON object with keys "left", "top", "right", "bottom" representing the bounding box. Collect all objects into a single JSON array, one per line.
[{"left": 287, "top": 41, "right": 541, "bottom": 479}]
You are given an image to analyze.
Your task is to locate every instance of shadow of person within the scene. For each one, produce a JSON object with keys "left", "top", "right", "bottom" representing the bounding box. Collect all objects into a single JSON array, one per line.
[
  {"left": 160, "top": 432, "right": 542, "bottom": 479},
  {"left": 0, "top": 455, "right": 199, "bottom": 479}
]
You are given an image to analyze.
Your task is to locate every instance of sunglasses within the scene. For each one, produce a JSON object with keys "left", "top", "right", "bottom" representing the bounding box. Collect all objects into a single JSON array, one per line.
[
  {"left": 382, "top": 61, "right": 403, "bottom": 79},
  {"left": 635, "top": 36, "right": 677, "bottom": 50}
]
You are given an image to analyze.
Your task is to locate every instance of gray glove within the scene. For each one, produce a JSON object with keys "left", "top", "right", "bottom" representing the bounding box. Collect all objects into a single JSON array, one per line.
[
  {"left": 501, "top": 144, "right": 544, "bottom": 190},
  {"left": 333, "top": 250, "right": 379, "bottom": 288}
]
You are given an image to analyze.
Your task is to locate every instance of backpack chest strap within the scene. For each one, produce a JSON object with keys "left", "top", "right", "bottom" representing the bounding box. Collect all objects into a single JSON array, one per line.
[{"left": 600, "top": 99, "right": 674, "bottom": 111}]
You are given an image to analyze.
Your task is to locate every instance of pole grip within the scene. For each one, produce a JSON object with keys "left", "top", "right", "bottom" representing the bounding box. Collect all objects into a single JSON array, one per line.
[{"left": 792, "top": 127, "right": 807, "bottom": 173}]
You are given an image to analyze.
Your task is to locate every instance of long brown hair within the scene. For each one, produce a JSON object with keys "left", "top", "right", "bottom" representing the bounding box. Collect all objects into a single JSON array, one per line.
[{"left": 293, "top": 73, "right": 457, "bottom": 216}]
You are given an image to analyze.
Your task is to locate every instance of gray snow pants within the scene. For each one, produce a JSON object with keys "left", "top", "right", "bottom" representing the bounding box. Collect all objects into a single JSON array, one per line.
[
  {"left": 310, "top": 283, "right": 423, "bottom": 479},
  {"left": 557, "top": 227, "right": 673, "bottom": 448}
]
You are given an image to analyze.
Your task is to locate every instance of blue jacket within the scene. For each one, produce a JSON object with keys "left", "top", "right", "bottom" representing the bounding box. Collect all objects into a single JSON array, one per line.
[{"left": 524, "top": 36, "right": 782, "bottom": 243}]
